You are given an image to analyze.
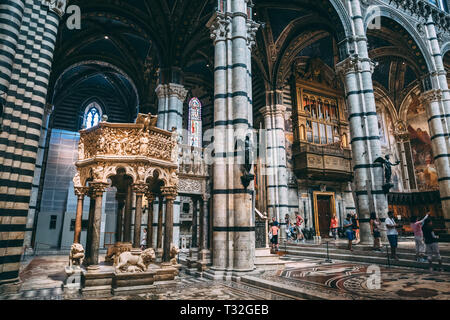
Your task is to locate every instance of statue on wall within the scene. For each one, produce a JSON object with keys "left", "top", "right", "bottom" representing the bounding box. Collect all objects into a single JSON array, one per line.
[{"left": 375, "top": 155, "right": 400, "bottom": 192}]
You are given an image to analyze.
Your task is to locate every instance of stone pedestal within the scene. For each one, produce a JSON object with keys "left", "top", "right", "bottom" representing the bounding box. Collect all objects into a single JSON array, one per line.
[
  {"left": 155, "top": 265, "right": 177, "bottom": 281},
  {"left": 81, "top": 266, "right": 114, "bottom": 298},
  {"left": 112, "top": 270, "right": 156, "bottom": 295},
  {"left": 64, "top": 267, "right": 83, "bottom": 298}
]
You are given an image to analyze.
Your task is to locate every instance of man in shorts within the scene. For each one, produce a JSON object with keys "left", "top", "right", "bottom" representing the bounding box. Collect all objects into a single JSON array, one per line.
[
  {"left": 422, "top": 217, "right": 442, "bottom": 272},
  {"left": 385, "top": 211, "right": 399, "bottom": 260},
  {"left": 343, "top": 214, "right": 354, "bottom": 251}
]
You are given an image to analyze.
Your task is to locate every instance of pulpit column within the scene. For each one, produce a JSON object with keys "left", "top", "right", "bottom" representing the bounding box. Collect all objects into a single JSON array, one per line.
[
  {"left": 84, "top": 192, "right": 96, "bottom": 265},
  {"left": 123, "top": 183, "right": 133, "bottom": 243},
  {"left": 156, "top": 196, "right": 164, "bottom": 250},
  {"left": 199, "top": 194, "right": 210, "bottom": 261},
  {"left": 115, "top": 193, "right": 126, "bottom": 242},
  {"left": 73, "top": 187, "right": 88, "bottom": 244},
  {"left": 133, "top": 184, "right": 148, "bottom": 248},
  {"left": 87, "top": 182, "right": 108, "bottom": 267},
  {"left": 192, "top": 198, "right": 199, "bottom": 248},
  {"left": 146, "top": 192, "right": 155, "bottom": 248},
  {"left": 162, "top": 187, "right": 177, "bottom": 263}
]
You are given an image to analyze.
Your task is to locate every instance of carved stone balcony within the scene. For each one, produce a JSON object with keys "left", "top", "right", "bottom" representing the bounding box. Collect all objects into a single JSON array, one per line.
[
  {"left": 177, "top": 144, "right": 209, "bottom": 196},
  {"left": 387, "top": 0, "right": 450, "bottom": 30},
  {"left": 292, "top": 141, "right": 353, "bottom": 181}
]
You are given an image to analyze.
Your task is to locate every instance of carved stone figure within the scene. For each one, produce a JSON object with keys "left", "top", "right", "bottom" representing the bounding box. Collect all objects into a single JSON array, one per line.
[
  {"left": 115, "top": 248, "right": 156, "bottom": 273},
  {"left": 69, "top": 243, "right": 85, "bottom": 268},
  {"left": 105, "top": 242, "right": 132, "bottom": 264},
  {"left": 374, "top": 155, "right": 400, "bottom": 184},
  {"left": 170, "top": 244, "right": 180, "bottom": 265}
]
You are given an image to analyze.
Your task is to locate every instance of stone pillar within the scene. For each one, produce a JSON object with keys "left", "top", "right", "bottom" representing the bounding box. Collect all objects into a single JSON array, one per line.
[
  {"left": 146, "top": 192, "right": 155, "bottom": 248},
  {"left": 199, "top": 195, "right": 210, "bottom": 261},
  {"left": 162, "top": 187, "right": 177, "bottom": 263},
  {"left": 260, "top": 98, "right": 288, "bottom": 240},
  {"left": 156, "top": 195, "right": 164, "bottom": 257},
  {"left": 335, "top": 0, "right": 387, "bottom": 245},
  {"left": 423, "top": 16, "right": 450, "bottom": 229},
  {"left": 155, "top": 83, "right": 188, "bottom": 134},
  {"left": 74, "top": 187, "right": 88, "bottom": 244},
  {"left": 123, "top": 183, "right": 133, "bottom": 243},
  {"left": 132, "top": 184, "right": 147, "bottom": 248},
  {"left": 192, "top": 198, "right": 199, "bottom": 248},
  {"left": 206, "top": 0, "right": 259, "bottom": 278},
  {"left": 115, "top": 193, "right": 126, "bottom": 243},
  {"left": 84, "top": 193, "right": 96, "bottom": 265},
  {"left": 87, "top": 182, "right": 107, "bottom": 267},
  {"left": 0, "top": 0, "right": 66, "bottom": 287}
]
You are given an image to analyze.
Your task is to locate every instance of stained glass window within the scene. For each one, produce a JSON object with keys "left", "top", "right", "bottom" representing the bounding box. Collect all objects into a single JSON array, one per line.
[
  {"left": 84, "top": 102, "right": 101, "bottom": 129},
  {"left": 188, "top": 97, "right": 202, "bottom": 147}
]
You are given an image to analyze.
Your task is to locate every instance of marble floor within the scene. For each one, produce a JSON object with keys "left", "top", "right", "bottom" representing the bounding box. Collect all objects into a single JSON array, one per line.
[{"left": 1, "top": 254, "right": 448, "bottom": 300}]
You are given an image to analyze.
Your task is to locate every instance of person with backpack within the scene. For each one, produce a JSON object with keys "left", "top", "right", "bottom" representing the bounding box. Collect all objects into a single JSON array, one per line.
[
  {"left": 422, "top": 217, "right": 443, "bottom": 272},
  {"left": 295, "top": 212, "right": 305, "bottom": 243},
  {"left": 269, "top": 217, "right": 280, "bottom": 252},
  {"left": 343, "top": 214, "right": 354, "bottom": 251}
]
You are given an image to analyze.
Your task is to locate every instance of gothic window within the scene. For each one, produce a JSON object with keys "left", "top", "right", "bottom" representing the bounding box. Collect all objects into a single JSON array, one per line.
[
  {"left": 83, "top": 102, "right": 102, "bottom": 129},
  {"left": 188, "top": 97, "right": 202, "bottom": 147}
]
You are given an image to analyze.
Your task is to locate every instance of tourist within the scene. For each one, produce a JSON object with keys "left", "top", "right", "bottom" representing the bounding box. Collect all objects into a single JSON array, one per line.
[
  {"left": 141, "top": 227, "right": 147, "bottom": 250},
  {"left": 343, "top": 214, "right": 354, "bottom": 251},
  {"left": 270, "top": 217, "right": 280, "bottom": 252},
  {"left": 410, "top": 213, "right": 429, "bottom": 262},
  {"left": 295, "top": 212, "right": 305, "bottom": 243},
  {"left": 385, "top": 211, "right": 400, "bottom": 260},
  {"left": 351, "top": 212, "right": 360, "bottom": 244},
  {"left": 330, "top": 214, "right": 338, "bottom": 240},
  {"left": 284, "top": 214, "right": 292, "bottom": 241},
  {"left": 422, "top": 217, "right": 442, "bottom": 272},
  {"left": 370, "top": 213, "right": 382, "bottom": 251}
]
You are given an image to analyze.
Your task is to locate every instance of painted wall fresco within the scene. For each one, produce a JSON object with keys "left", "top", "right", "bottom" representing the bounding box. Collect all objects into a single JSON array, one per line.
[{"left": 406, "top": 96, "right": 439, "bottom": 191}]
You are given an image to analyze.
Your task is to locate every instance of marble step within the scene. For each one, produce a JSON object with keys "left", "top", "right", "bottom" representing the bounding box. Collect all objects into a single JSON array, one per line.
[
  {"left": 282, "top": 249, "right": 450, "bottom": 271},
  {"left": 283, "top": 243, "right": 450, "bottom": 264}
]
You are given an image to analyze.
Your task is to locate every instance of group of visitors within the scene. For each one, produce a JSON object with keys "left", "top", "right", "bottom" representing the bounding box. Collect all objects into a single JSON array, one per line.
[
  {"left": 269, "top": 212, "right": 306, "bottom": 252},
  {"left": 370, "top": 211, "right": 442, "bottom": 272}
]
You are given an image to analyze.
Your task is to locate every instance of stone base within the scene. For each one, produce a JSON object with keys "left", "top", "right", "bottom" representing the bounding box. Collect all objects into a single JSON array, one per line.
[
  {"left": 154, "top": 265, "right": 177, "bottom": 281},
  {"left": 112, "top": 284, "right": 157, "bottom": 296},
  {"left": 81, "top": 266, "right": 114, "bottom": 298},
  {"left": 64, "top": 266, "right": 84, "bottom": 292},
  {"left": 82, "top": 285, "right": 112, "bottom": 298},
  {"left": 0, "top": 279, "right": 21, "bottom": 295},
  {"left": 113, "top": 270, "right": 156, "bottom": 288}
]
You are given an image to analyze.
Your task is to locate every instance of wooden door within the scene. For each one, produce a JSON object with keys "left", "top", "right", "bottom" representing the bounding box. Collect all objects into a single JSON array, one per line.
[{"left": 317, "top": 196, "right": 332, "bottom": 237}]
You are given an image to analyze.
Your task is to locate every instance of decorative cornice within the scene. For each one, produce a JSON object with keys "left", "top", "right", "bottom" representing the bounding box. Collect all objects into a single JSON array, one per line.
[{"left": 41, "top": 0, "right": 67, "bottom": 18}]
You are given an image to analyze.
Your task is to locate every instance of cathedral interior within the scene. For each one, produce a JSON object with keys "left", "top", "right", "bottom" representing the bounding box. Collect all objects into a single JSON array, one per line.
[{"left": 0, "top": 0, "right": 449, "bottom": 301}]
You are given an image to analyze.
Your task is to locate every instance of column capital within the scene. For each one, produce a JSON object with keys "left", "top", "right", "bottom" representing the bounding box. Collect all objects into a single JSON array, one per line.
[
  {"left": 145, "top": 192, "right": 156, "bottom": 203},
  {"left": 202, "top": 194, "right": 210, "bottom": 202},
  {"left": 155, "top": 84, "right": 169, "bottom": 99},
  {"left": 41, "top": 0, "right": 67, "bottom": 18},
  {"left": 335, "top": 54, "right": 377, "bottom": 77},
  {"left": 246, "top": 20, "right": 260, "bottom": 50},
  {"left": 259, "top": 105, "right": 286, "bottom": 118},
  {"left": 420, "top": 89, "right": 443, "bottom": 104},
  {"left": 161, "top": 186, "right": 178, "bottom": 200},
  {"left": 74, "top": 186, "right": 89, "bottom": 197},
  {"left": 89, "top": 182, "right": 108, "bottom": 196},
  {"left": 132, "top": 183, "right": 148, "bottom": 195},
  {"left": 207, "top": 12, "right": 232, "bottom": 44},
  {"left": 167, "top": 83, "right": 188, "bottom": 102}
]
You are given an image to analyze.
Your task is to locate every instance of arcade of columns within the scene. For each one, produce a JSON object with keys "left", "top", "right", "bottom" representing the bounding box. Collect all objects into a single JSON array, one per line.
[{"left": 0, "top": 0, "right": 450, "bottom": 287}]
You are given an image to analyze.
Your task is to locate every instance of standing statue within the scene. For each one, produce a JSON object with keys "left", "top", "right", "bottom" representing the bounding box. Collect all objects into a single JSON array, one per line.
[{"left": 374, "top": 155, "right": 400, "bottom": 184}]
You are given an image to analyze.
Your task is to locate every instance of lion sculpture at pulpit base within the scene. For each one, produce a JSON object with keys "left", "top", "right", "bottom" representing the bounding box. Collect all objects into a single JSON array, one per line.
[{"left": 115, "top": 248, "right": 156, "bottom": 273}]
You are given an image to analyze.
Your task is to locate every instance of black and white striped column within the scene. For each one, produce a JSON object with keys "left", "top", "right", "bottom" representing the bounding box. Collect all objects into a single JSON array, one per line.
[
  {"left": 206, "top": 0, "right": 259, "bottom": 278},
  {"left": 155, "top": 83, "right": 187, "bottom": 250},
  {"left": 336, "top": 0, "right": 387, "bottom": 244},
  {"left": 0, "top": 0, "right": 64, "bottom": 287},
  {"left": 423, "top": 16, "right": 450, "bottom": 228},
  {"left": 260, "top": 93, "right": 288, "bottom": 239},
  {"left": 0, "top": 0, "right": 24, "bottom": 108}
]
